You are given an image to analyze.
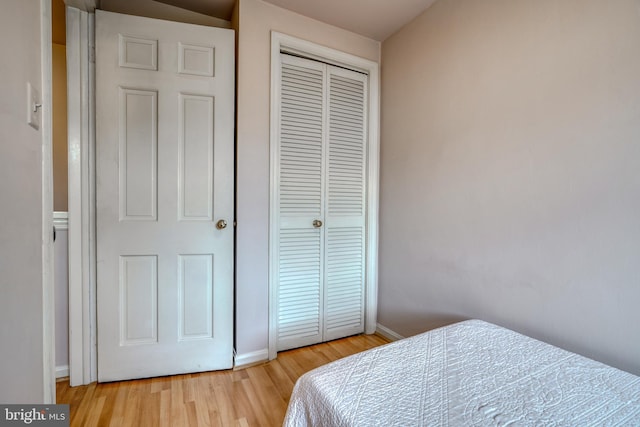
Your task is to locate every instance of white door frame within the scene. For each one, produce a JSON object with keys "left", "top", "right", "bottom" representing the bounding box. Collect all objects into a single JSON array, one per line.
[
  {"left": 66, "top": 6, "right": 97, "bottom": 386},
  {"left": 268, "top": 32, "right": 380, "bottom": 360},
  {"left": 41, "top": 0, "right": 56, "bottom": 403}
]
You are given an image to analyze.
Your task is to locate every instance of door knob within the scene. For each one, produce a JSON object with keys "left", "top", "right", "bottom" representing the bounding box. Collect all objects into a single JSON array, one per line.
[
  {"left": 216, "top": 219, "right": 228, "bottom": 230},
  {"left": 313, "top": 220, "right": 323, "bottom": 228}
]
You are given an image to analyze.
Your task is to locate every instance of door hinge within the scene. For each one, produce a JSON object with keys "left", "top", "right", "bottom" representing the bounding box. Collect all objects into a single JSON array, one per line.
[{"left": 89, "top": 45, "right": 96, "bottom": 64}]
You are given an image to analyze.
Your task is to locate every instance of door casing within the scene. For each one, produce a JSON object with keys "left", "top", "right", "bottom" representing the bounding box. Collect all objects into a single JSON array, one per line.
[{"left": 66, "top": 5, "right": 97, "bottom": 387}]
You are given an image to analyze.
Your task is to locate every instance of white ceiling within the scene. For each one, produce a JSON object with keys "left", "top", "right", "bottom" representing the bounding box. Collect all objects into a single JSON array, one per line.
[{"left": 155, "top": 0, "right": 438, "bottom": 41}]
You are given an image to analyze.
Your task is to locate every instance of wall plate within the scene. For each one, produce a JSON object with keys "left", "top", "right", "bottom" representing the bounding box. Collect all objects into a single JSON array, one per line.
[{"left": 27, "top": 82, "right": 40, "bottom": 130}]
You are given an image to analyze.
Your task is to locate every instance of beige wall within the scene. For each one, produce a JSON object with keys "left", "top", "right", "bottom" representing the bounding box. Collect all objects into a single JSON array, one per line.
[
  {"left": 0, "top": 0, "right": 47, "bottom": 402},
  {"left": 379, "top": 0, "right": 640, "bottom": 374},
  {"left": 235, "top": 0, "right": 380, "bottom": 356}
]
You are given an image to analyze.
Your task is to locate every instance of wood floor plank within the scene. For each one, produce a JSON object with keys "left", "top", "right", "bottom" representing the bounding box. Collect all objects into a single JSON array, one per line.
[
  {"left": 262, "top": 361, "right": 295, "bottom": 402},
  {"left": 193, "top": 376, "right": 213, "bottom": 427},
  {"left": 246, "top": 367, "right": 287, "bottom": 425},
  {"left": 122, "top": 380, "right": 142, "bottom": 427},
  {"left": 57, "top": 334, "right": 389, "bottom": 426},
  {"left": 83, "top": 395, "right": 106, "bottom": 427},
  {"left": 95, "top": 382, "right": 118, "bottom": 426},
  {"left": 73, "top": 382, "right": 98, "bottom": 427},
  {"left": 159, "top": 389, "right": 171, "bottom": 427},
  {"left": 141, "top": 385, "right": 161, "bottom": 427},
  {"left": 108, "top": 382, "right": 127, "bottom": 427},
  {"left": 228, "top": 377, "right": 257, "bottom": 425},
  {"left": 211, "top": 384, "right": 234, "bottom": 425}
]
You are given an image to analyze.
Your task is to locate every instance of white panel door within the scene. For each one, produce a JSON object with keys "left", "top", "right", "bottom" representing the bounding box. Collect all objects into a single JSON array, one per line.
[
  {"left": 275, "top": 54, "right": 367, "bottom": 351},
  {"left": 96, "top": 10, "right": 234, "bottom": 382}
]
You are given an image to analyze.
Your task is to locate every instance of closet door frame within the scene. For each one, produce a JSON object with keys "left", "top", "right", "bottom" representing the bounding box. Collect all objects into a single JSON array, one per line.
[{"left": 268, "top": 32, "right": 380, "bottom": 360}]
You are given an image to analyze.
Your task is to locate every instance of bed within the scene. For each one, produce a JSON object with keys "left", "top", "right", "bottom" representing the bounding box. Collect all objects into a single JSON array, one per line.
[{"left": 283, "top": 320, "right": 640, "bottom": 426}]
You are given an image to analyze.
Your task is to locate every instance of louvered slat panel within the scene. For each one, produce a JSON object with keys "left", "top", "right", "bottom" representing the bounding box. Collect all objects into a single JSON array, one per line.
[
  {"left": 279, "top": 61, "right": 324, "bottom": 217},
  {"left": 325, "top": 227, "right": 364, "bottom": 333},
  {"left": 324, "top": 69, "right": 367, "bottom": 341},
  {"left": 327, "top": 74, "right": 366, "bottom": 217},
  {"left": 278, "top": 228, "right": 321, "bottom": 342},
  {"left": 276, "top": 56, "right": 325, "bottom": 351}
]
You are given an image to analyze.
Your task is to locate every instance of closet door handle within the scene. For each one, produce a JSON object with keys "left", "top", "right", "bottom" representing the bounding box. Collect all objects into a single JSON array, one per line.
[{"left": 313, "top": 220, "right": 323, "bottom": 228}]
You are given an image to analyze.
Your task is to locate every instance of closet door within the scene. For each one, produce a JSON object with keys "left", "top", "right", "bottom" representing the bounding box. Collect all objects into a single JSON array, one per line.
[
  {"left": 324, "top": 68, "right": 367, "bottom": 342},
  {"left": 275, "top": 54, "right": 368, "bottom": 351},
  {"left": 276, "top": 55, "right": 326, "bottom": 351}
]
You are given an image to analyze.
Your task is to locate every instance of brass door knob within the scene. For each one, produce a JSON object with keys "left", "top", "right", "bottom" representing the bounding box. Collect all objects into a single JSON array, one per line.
[
  {"left": 216, "top": 219, "right": 228, "bottom": 230},
  {"left": 313, "top": 220, "right": 323, "bottom": 228}
]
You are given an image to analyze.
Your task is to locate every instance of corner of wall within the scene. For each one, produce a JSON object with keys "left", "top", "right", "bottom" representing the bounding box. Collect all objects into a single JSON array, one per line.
[{"left": 375, "top": 324, "right": 405, "bottom": 342}]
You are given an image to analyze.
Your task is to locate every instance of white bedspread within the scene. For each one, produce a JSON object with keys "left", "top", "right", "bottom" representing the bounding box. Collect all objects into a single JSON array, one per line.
[{"left": 283, "top": 320, "right": 640, "bottom": 426}]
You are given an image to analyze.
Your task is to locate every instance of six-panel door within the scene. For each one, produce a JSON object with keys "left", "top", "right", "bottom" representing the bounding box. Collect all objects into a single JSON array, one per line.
[{"left": 96, "top": 10, "right": 234, "bottom": 382}]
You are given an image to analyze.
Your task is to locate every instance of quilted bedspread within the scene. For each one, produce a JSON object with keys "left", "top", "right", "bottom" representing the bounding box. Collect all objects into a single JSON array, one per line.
[{"left": 283, "top": 320, "right": 640, "bottom": 426}]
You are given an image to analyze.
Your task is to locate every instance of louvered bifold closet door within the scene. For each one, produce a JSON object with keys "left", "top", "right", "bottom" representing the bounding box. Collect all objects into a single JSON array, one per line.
[
  {"left": 275, "top": 54, "right": 368, "bottom": 351},
  {"left": 323, "top": 67, "right": 368, "bottom": 342},
  {"left": 276, "top": 55, "right": 326, "bottom": 351}
]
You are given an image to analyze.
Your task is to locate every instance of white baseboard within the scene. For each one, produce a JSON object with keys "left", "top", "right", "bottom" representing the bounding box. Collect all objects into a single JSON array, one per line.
[
  {"left": 234, "top": 348, "right": 269, "bottom": 369},
  {"left": 55, "top": 364, "right": 69, "bottom": 379},
  {"left": 376, "top": 324, "right": 405, "bottom": 342}
]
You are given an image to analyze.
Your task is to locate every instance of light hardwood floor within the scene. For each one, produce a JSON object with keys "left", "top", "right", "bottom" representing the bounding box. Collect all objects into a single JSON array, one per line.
[{"left": 57, "top": 334, "right": 389, "bottom": 426}]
